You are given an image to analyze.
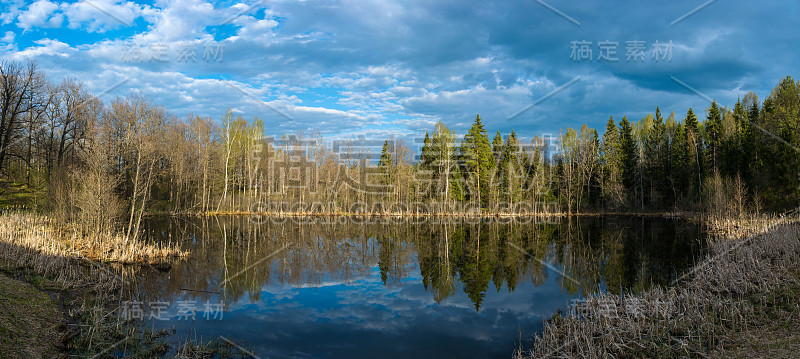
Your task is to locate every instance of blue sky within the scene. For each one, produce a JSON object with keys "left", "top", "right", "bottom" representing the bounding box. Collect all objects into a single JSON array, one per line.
[{"left": 1, "top": 0, "right": 798, "bottom": 141}]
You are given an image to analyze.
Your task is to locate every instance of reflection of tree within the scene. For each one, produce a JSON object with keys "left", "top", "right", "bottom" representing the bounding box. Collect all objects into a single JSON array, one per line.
[
  {"left": 133, "top": 216, "right": 706, "bottom": 312},
  {"left": 458, "top": 225, "right": 494, "bottom": 311},
  {"left": 417, "top": 224, "right": 457, "bottom": 303},
  {"left": 377, "top": 235, "right": 394, "bottom": 286}
]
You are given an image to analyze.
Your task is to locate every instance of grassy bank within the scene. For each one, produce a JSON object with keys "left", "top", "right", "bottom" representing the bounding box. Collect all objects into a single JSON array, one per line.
[
  {"left": 0, "top": 274, "right": 63, "bottom": 358},
  {"left": 0, "top": 211, "right": 190, "bottom": 357},
  {"left": 516, "top": 218, "right": 800, "bottom": 358}
]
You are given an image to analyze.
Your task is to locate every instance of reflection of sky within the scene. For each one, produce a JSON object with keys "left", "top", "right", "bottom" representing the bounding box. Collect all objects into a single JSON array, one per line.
[{"left": 155, "top": 259, "right": 577, "bottom": 358}]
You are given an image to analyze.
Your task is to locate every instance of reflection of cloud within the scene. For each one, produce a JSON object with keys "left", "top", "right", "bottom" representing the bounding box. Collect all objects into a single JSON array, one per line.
[
  {"left": 139, "top": 216, "right": 706, "bottom": 358},
  {"left": 156, "top": 262, "right": 572, "bottom": 358}
]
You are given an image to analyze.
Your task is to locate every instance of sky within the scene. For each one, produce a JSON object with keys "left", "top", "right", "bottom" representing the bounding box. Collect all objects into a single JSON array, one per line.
[{"left": 1, "top": 0, "right": 798, "bottom": 142}]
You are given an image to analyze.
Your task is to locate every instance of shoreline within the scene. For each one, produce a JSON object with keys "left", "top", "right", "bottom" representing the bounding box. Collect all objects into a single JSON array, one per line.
[
  {"left": 160, "top": 209, "right": 703, "bottom": 218},
  {"left": 2, "top": 210, "right": 793, "bottom": 358},
  {"left": 516, "top": 217, "right": 800, "bottom": 358},
  {"left": 0, "top": 211, "right": 188, "bottom": 357}
]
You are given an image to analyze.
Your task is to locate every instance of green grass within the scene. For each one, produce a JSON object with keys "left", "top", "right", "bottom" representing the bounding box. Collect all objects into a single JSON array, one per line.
[
  {"left": 0, "top": 274, "right": 63, "bottom": 358},
  {"left": 0, "top": 180, "right": 46, "bottom": 209}
]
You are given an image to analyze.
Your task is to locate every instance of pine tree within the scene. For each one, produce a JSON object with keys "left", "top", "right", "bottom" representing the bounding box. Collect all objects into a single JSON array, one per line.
[
  {"left": 742, "top": 96, "right": 759, "bottom": 187},
  {"left": 684, "top": 108, "right": 703, "bottom": 202},
  {"left": 421, "top": 132, "right": 433, "bottom": 169},
  {"left": 378, "top": 139, "right": 393, "bottom": 185},
  {"left": 461, "top": 114, "right": 494, "bottom": 208},
  {"left": 762, "top": 76, "right": 800, "bottom": 208},
  {"left": 601, "top": 116, "right": 622, "bottom": 208},
  {"left": 670, "top": 122, "right": 688, "bottom": 204},
  {"left": 706, "top": 100, "right": 722, "bottom": 171},
  {"left": 725, "top": 99, "right": 748, "bottom": 178},
  {"left": 418, "top": 132, "right": 434, "bottom": 201},
  {"left": 646, "top": 107, "right": 666, "bottom": 204},
  {"left": 492, "top": 130, "right": 504, "bottom": 166},
  {"left": 619, "top": 116, "right": 638, "bottom": 197}
]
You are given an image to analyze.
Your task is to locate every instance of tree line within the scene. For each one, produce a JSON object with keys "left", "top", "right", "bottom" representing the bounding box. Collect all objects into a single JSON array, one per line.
[{"left": 1, "top": 59, "right": 799, "bottom": 227}]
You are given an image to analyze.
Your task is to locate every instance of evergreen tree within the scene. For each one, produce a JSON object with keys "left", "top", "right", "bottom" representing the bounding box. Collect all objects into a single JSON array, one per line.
[
  {"left": 670, "top": 122, "right": 688, "bottom": 204},
  {"left": 724, "top": 99, "right": 748, "bottom": 178},
  {"left": 684, "top": 108, "right": 703, "bottom": 202},
  {"left": 742, "top": 95, "right": 759, "bottom": 187},
  {"left": 492, "top": 130, "right": 504, "bottom": 166},
  {"left": 421, "top": 132, "right": 433, "bottom": 169},
  {"left": 418, "top": 132, "right": 434, "bottom": 201},
  {"left": 619, "top": 116, "right": 638, "bottom": 197},
  {"left": 706, "top": 100, "right": 723, "bottom": 170},
  {"left": 460, "top": 114, "right": 494, "bottom": 207},
  {"left": 646, "top": 107, "right": 667, "bottom": 204},
  {"left": 762, "top": 76, "right": 800, "bottom": 208},
  {"left": 600, "top": 116, "right": 623, "bottom": 208},
  {"left": 378, "top": 139, "right": 393, "bottom": 186}
]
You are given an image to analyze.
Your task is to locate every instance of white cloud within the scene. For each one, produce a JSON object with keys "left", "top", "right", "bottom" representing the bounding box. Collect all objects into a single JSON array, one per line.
[
  {"left": 17, "top": 0, "right": 63, "bottom": 30},
  {"left": 133, "top": 0, "right": 220, "bottom": 43},
  {"left": 1, "top": 31, "right": 14, "bottom": 44},
  {"left": 2, "top": 0, "right": 793, "bottom": 140},
  {"left": 62, "top": 0, "right": 142, "bottom": 32},
  {"left": 11, "top": 38, "right": 74, "bottom": 59},
  {"left": 0, "top": 0, "right": 27, "bottom": 25},
  {"left": 0, "top": 31, "right": 16, "bottom": 53}
]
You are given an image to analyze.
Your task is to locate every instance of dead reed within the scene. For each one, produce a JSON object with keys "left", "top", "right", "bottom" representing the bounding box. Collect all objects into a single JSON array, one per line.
[
  {"left": 0, "top": 210, "right": 190, "bottom": 357},
  {"left": 0, "top": 211, "right": 187, "bottom": 266},
  {"left": 704, "top": 213, "right": 788, "bottom": 240},
  {"left": 517, "top": 222, "right": 800, "bottom": 358}
]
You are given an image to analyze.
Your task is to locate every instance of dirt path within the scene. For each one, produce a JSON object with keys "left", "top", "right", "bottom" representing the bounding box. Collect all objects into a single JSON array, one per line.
[{"left": 0, "top": 274, "right": 64, "bottom": 358}]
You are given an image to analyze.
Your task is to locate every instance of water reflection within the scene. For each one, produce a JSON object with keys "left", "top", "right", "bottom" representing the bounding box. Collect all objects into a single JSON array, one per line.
[{"left": 132, "top": 216, "right": 705, "bottom": 358}]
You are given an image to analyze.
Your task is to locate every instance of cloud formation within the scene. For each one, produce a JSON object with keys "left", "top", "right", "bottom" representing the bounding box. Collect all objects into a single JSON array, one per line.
[{"left": 1, "top": 0, "right": 797, "bottom": 141}]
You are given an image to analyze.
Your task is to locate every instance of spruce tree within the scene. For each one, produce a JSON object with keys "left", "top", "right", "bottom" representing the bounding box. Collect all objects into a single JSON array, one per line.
[
  {"left": 619, "top": 116, "right": 638, "bottom": 195},
  {"left": 646, "top": 107, "right": 666, "bottom": 203},
  {"left": 706, "top": 100, "right": 722, "bottom": 170},
  {"left": 461, "top": 114, "right": 494, "bottom": 207},
  {"left": 421, "top": 132, "right": 433, "bottom": 169},
  {"left": 378, "top": 140, "right": 393, "bottom": 204},
  {"left": 670, "top": 122, "right": 688, "bottom": 203},
  {"left": 492, "top": 130, "right": 504, "bottom": 166},
  {"left": 601, "top": 116, "right": 622, "bottom": 208},
  {"left": 727, "top": 99, "right": 749, "bottom": 178},
  {"left": 378, "top": 139, "right": 393, "bottom": 185},
  {"left": 743, "top": 99, "right": 759, "bottom": 187},
  {"left": 684, "top": 108, "right": 703, "bottom": 201}
]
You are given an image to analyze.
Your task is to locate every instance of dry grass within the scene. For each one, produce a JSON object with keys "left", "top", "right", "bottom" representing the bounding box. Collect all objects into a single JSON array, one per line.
[
  {"left": 704, "top": 213, "right": 789, "bottom": 240},
  {"left": 516, "top": 221, "right": 800, "bottom": 358},
  {"left": 0, "top": 210, "right": 191, "bottom": 357},
  {"left": 0, "top": 211, "right": 187, "bottom": 266}
]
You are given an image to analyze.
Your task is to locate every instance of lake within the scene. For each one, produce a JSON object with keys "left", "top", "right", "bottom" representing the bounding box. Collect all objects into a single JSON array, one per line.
[{"left": 129, "top": 215, "right": 706, "bottom": 358}]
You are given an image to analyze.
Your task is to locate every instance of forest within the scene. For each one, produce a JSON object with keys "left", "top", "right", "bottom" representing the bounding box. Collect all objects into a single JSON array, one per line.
[{"left": 2, "top": 60, "right": 799, "bottom": 230}]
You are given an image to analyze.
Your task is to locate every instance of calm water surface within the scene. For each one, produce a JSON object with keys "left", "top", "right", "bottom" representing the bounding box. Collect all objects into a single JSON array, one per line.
[{"left": 132, "top": 216, "right": 706, "bottom": 358}]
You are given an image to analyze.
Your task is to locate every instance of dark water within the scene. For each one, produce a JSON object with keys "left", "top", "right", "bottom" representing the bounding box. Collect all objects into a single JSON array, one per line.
[{"left": 131, "top": 216, "right": 706, "bottom": 358}]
